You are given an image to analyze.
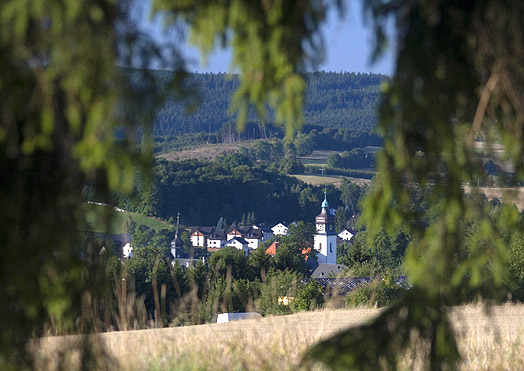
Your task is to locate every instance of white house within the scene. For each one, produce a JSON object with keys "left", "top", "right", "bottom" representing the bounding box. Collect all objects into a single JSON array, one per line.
[
  {"left": 338, "top": 229, "right": 354, "bottom": 241},
  {"left": 122, "top": 243, "right": 133, "bottom": 259},
  {"left": 225, "top": 237, "right": 250, "bottom": 255},
  {"left": 207, "top": 228, "right": 226, "bottom": 250},
  {"left": 190, "top": 227, "right": 214, "bottom": 247},
  {"left": 271, "top": 223, "right": 288, "bottom": 236},
  {"left": 253, "top": 224, "right": 274, "bottom": 241}
]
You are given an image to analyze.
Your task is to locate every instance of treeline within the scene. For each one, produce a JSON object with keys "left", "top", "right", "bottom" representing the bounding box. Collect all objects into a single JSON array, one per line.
[
  {"left": 154, "top": 123, "right": 382, "bottom": 155},
  {"left": 114, "top": 156, "right": 329, "bottom": 226},
  {"left": 327, "top": 148, "right": 375, "bottom": 170},
  {"left": 99, "top": 222, "right": 328, "bottom": 328},
  {"left": 122, "top": 69, "right": 385, "bottom": 138},
  {"left": 109, "top": 153, "right": 368, "bottom": 227}
]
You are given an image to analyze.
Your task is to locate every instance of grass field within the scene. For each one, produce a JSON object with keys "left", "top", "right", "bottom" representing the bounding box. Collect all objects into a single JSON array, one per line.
[
  {"left": 295, "top": 174, "right": 344, "bottom": 187},
  {"left": 295, "top": 174, "right": 372, "bottom": 188},
  {"left": 297, "top": 150, "right": 336, "bottom": 166},
  {"left": 159, "top": 141, "right": 259, "bottom": 162},
  {"left": 85, "top": 204, "right": 172, "bottom": 233},
  {"left": 35, "top": 304, "right": 524, "bottom": 370}
]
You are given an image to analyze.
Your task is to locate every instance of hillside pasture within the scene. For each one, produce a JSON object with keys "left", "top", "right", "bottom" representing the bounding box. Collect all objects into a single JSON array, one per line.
[
  {"left": 34, "top": 304, "right": 524, "bottom": 370},
  {"left": 297, "top": 150, "right": 337, "bottom": 166},
  {"left": 295, "top": 174, "right": 371, "bottom": 188},
  {"left": 294, "top": 174, "right": 344, "bottom": 187},
  {"left": 85, "top": 204, "right": 172, "bottom": 233},
  {"left": 159, "top": 141, "right": 258, "bottom": 162}
]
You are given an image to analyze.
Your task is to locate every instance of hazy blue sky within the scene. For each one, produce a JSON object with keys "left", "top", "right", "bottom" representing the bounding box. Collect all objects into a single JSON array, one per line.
[{"left": 140, "top": 1, "right": 394, "bottom": 75}]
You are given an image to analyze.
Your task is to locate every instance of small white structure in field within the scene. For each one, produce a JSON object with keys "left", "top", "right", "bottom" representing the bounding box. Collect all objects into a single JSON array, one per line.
[{"left": 216, "top": 312, "right": 262, "bottom": 323}]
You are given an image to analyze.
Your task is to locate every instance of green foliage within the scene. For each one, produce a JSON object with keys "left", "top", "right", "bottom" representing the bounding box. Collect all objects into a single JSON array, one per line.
[
  {"left": 345, "top": 277, "right": 404, "bottom": 308},
  {"left": 337, "top": 230, "right": 407, "bottom": 277},
  {"left": 153, "top": 0, "right": 340, "bottom": 137},
  {"left": 0, "top": 0, "right": 187, "bottom": 365},
  {"left": 327, "top": 148, "right": 375, "bottom": 170},
  {"left": 249, "top": 246, "right": 271, "bottom": 280},
  {"left": 257, "top": 270, "right": 302, "bottom": 315},
  {"left": 208, "top": 246, "right": 252, "bottom": 281},
  {"left": 507, "top": 230, "right": 524, "bottom": 301},
  {"left": 334, "top": 206, "right": 347, "bottom": 232},
  {"left": 290, "top": 280, "right": 324, "bottom": 312},
  {"left": 273, "top": 221, "right": 316, "bottom": 274},
  {"left": 311, "top": 1, "right": 524, "bottom": 369},
  {"left": 143, "top": 71, "right": 383, "bottom": 139},
  {"left": 116, "top": 158, "right": 333, "bottom": 226}
]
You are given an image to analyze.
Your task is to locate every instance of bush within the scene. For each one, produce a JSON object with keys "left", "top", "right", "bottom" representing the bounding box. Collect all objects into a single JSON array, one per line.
[
  {"left": 290, "top": 280, "right": 324, "bottom": 312},
  {"left": 345, "top": 278, "right": 404, "bottom": 308},
  {"left": 256, "top": 270, "right": 302, "bottom": 315}
]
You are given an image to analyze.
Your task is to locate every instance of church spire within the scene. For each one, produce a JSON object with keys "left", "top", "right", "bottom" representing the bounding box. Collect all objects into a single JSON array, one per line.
[
  {"left": 171, "top": 212, "right": 183, "bottom": 252},
  {"left": 321, "top": 190, "right": 329, "bottom": 208}
]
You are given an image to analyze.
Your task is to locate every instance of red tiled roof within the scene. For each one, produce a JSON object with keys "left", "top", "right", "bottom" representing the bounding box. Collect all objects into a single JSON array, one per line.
[
  {"left": 302, "top": 247, "right": 312, "bottom": 260},
  {"left": 265, "top": 241, "right": 279, "bottom": 256}
]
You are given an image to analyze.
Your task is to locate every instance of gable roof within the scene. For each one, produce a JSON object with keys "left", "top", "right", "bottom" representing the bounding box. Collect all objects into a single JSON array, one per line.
[
  {"left": 311, "top": 263, "right": 348, "bottom": 278},
  {"left": 265, "top": 241, "right": 279, "bottom": 256},
  {"left": 227, "top": 236, "right": 249, "bottom": 245},
  {"left": 208, "top": 229, "right": 226, "bottom": 239},
  {"left": 191, "top": 226, "right": 215, "bottom": 236}
]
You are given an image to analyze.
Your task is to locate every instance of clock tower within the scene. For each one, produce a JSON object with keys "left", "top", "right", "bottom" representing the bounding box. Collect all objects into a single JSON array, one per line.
[{"left": 314, "top": 193, "right": 337, "bottom": 264}]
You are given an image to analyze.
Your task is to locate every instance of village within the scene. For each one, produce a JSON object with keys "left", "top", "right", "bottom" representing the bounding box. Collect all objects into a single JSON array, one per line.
[{"left": 117, "top": 195, "right": 356, "bottom": 282}]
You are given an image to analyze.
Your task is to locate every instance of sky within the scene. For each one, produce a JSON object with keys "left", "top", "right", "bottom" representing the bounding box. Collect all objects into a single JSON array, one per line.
[{"left": 140, "top": 1, "right": 395, "bottom": 76}]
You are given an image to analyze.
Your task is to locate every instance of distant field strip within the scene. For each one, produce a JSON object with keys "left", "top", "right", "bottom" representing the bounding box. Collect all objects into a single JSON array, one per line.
[
  {"left": 35, "top": 304, "right": 524, "bottom": 370},
  {"left": 294, "top": 174, "right": 344, "bottom": 187},
  {"left": 159, "top": 141, "right": 258, "bottom": 162},
  {"left": 463, "top": 186, "right": 524, "bottom": 211},
  {"left": 297, "top": 150, "right": 336, "bottom": 166},
  {"left": 295, "top": 174, "right": 372, "bottom": 187}
]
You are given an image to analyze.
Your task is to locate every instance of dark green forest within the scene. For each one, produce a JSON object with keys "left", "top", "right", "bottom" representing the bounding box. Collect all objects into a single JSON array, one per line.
[
  {"left": 123, "top": 69, "right": 385, "bottom": 137},
  {"left": 111, "top": 155, "right": 363, "bottom": 227}
]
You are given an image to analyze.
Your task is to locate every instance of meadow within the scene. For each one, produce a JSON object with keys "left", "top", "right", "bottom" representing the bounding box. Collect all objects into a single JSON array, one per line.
[
  {"left": 85, "top": 204, "right": 172, "bottom": 233},
  {"left": 34, "top": 303, "right": 524, "bottom": 370}
]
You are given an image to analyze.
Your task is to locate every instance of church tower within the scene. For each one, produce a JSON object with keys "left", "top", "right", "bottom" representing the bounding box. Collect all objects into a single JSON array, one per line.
[
  {"left": 171, "top": 213, "right": 184, "bottom": 259},
  {"left": 313, "top": 193, "right": 337, "bottom": 264}
]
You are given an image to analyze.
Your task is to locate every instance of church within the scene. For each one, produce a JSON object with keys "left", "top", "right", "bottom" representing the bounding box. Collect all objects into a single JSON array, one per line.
[{"left": 313, "top": 193, "right": 337, "bottom": 264}]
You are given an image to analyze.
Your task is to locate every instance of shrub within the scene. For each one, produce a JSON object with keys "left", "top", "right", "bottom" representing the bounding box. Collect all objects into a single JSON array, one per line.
[
  {"left": 345, "top": 278, "right": 404, "bottom": 308},
  {"left": 290, "top": 280, "right": 324, "bottom": 312}
]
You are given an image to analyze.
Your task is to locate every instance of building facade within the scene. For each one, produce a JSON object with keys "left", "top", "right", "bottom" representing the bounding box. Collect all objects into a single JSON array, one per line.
[{"left": 313, "top": 195, "right": 337, "bottom": 264}]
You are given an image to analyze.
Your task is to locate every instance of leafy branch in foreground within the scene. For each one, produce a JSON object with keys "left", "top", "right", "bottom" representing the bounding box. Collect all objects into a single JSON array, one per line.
[{"left": 308, "top": 0, "right": 524, "bottom": 369}]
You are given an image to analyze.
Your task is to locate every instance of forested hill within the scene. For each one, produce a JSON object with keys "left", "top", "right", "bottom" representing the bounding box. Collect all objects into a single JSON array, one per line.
[{"left": 124, "top": 69, "right": 385, "bottom": 136}]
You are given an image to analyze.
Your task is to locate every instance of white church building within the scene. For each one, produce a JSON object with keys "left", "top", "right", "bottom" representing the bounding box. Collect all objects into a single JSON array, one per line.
[{"left": 313, "top": 194, "right": 337, "bottom": 264}]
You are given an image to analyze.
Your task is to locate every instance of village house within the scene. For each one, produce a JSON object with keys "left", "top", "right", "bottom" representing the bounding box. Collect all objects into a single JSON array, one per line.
[
  {"left": 206, "top": 229, "right": 226, "bottom": 251},
  {"left": 271, "top": 222, "right": 289, "bottom": 236},
  {"left": 225, "top": 236, "right": 250, "bottom": 255},
  {"left": 189, "top": 224, "right": 271, "bottom": 252},
  {"left": 338, "top": 229, "right": 354, "bottom": 241}
]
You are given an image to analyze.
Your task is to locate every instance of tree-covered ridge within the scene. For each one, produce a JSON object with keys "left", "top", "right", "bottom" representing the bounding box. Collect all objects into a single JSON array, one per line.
[
  {"left": 123, "top": 70, "right": 385, "bottom": 137},
  {"left": 114, "top": 156, "right": 347, "bottom": 227}
]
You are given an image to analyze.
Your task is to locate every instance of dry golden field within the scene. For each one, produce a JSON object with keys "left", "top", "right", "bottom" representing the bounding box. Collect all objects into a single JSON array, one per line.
[{"left": 34, "top": 304, "right": 524, "bottom": 370}]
